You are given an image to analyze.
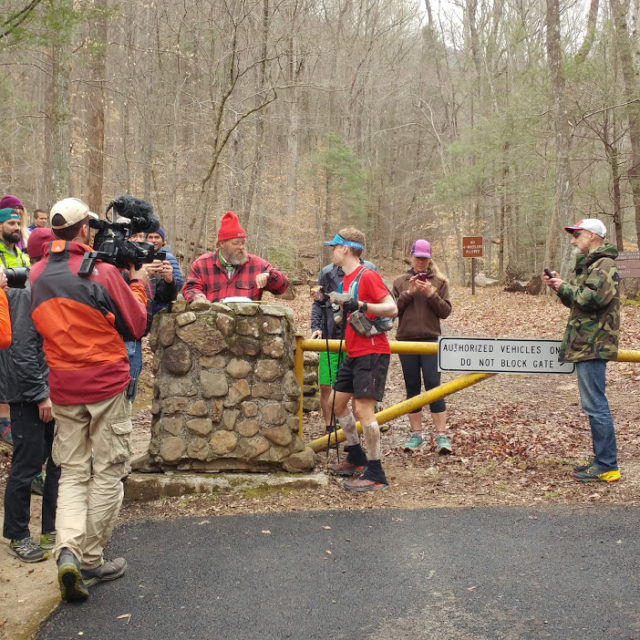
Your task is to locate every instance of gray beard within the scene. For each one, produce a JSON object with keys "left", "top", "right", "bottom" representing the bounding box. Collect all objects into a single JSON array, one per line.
[{"left": 228, "top": 252, "right": 248, "bottom": 266}]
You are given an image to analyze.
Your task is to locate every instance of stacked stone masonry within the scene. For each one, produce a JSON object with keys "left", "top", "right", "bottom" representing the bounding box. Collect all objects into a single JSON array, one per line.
[{"left": 148, "top": 298, "right": 316, "bottom": 473}]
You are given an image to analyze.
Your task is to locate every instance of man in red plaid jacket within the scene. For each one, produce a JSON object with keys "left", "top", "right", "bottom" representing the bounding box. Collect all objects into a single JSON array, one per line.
[{"left": 183, "top": 211, "right": 289, "bottom": 302}]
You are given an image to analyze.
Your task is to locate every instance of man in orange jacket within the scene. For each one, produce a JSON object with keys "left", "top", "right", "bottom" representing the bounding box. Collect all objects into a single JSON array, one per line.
[{"left": 30, "top": 198, "right": 149, "bottom": 603}]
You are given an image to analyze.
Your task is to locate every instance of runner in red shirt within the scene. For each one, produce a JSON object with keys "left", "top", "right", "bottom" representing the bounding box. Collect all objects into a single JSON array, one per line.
[{"left": 325, "top": 227, "right": 397, "bottom": 492}]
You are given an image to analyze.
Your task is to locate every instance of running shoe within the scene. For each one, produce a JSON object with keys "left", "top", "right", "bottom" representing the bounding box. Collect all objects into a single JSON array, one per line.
[
  {"left": 403, "top": 433, "right": 425, "bottom": 451},
  {"left": 436, "top": 433, "right": 452, "bottom": 455},
  {"left": 573, "top": 465, "right": 620, "bottom": 483}
]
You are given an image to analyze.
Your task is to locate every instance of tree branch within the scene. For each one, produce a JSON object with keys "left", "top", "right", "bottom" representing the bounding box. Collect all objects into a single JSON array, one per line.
[{"left": 0, "top": 0, "right": 43, "bottom": 40}]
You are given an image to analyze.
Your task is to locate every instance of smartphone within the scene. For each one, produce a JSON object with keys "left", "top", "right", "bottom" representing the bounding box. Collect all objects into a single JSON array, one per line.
[
  {"left": 416, "top": 273, "right": 428, "bottom": 281},
  {"left": 544, "top": 268, "right": 553, "bottom": 278}
]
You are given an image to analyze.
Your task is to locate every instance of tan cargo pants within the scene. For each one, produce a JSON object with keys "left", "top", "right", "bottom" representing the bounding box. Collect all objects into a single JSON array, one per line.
[{"left": 51, "top": 390, "right": 132, "bottom": 569}]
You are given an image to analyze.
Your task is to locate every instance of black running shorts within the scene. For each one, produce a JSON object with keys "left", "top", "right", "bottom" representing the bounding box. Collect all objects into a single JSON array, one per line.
[{"left": 333, "top": 353, "right": 390, "bottom": 401}]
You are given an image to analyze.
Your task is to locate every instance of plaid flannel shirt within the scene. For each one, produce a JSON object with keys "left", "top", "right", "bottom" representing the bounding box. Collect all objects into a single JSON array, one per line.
[{"left": 183, "top": 251, "right": 289, "bottom": 302}]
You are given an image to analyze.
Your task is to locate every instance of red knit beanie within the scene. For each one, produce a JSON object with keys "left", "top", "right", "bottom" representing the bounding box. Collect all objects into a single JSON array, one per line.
[
  {"left": 217, "top": 211, "right": 246, "bottom": 243},
  {"left": 27, "top": 227, "right": 55, "bottom": 259}
]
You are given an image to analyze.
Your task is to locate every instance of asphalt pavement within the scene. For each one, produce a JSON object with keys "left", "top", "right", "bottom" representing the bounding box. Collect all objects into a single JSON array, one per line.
[{"left": 36, "top": 505, "right": 640, "bottom": 640}]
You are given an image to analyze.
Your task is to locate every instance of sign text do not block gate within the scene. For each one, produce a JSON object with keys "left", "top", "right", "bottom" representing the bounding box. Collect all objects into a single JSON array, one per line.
[{"left": 438, "top": 337, "right": 575, "bottom": 374}]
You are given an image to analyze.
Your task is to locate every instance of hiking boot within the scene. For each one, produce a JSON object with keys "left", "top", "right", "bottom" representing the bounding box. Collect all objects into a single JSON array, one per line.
[
  {"left": 81, "top": 557, "right": 128, "bottom": 587},
  {"left": 330, "top": 460, "right": 365, "bottom": 477},
  {"left": 58, "top": 548, "right": 89, "bottom": 602},
  {"left": 40, "top": 532, "right": 56, "bottom": 551},
  {"left": 573, "top": 460, "right": 593, "bottom": 473},
  {"left": 436, "top": 433, "right": 452, "bottom": 455},
  {"left": 403, "top": 433, "right": 425, "bottom": 451},
  {"left": 9, "top": 537, "right": 49, "bottom": 563},
  {"left": 573, "top": 465, "right": 620, "bottom": 483},
  {"left": 31, "top": 473, "right": 44, "bottom": 496}
]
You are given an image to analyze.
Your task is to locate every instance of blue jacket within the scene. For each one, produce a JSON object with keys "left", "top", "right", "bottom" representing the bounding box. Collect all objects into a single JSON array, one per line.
[
  {"left": 164, "top": 245, "right": 183, "bottom": 289},
  {"left": 152, "top": 245, "right": 183, "bottom": 315}
]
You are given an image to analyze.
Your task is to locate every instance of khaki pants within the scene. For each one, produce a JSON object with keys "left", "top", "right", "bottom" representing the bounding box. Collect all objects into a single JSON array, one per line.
[{"left": 51, "top": 391, "right": 132, "bottom": 569}]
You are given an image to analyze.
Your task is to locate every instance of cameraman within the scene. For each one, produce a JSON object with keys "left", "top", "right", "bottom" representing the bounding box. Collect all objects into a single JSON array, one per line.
[
  {"left": 30, "top": 198, "right": 148, "bottom": 603},
  {"left": 122, "top": 231, "right": 178, "bottom": 402},
  {"left": 146, "top": 228, "right": 183, "bottom": 312}
]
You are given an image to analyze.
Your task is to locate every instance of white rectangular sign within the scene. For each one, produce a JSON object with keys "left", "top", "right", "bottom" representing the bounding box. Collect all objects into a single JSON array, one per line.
[{"left": 438, "top": 337, "right": 575, "bottom": 374}]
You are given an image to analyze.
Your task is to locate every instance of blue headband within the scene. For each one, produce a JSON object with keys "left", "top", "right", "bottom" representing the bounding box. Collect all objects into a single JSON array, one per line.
[{"left": 324, "top": 234, "right": 364, "bottom": 250}]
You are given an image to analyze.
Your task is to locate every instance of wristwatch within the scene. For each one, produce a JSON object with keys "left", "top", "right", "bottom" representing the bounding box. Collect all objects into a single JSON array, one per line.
[{"left": 360, "top": 301, "right": 368, "bottom": 313}]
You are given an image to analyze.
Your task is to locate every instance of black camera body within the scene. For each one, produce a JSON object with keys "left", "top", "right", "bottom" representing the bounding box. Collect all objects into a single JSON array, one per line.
[
  {"left": 79, "top": 195, "right": 162, "bottom": 276},
  {"left": 3, "top": 267, "right": 29, "bottom": 289},
  {"left": 314, "top": 287, "right": 331, "bottom": 305}
]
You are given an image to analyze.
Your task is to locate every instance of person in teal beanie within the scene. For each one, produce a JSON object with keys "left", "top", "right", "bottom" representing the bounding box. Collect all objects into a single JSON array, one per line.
[{"left": 0, "top": 206, "right": 29, "bottom": 447}]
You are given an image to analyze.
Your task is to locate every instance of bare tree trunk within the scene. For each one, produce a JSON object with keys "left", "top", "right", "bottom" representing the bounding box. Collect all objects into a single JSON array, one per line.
[
  {"left": 604, "top": 114, "right": 624, "bottom": 250},
  {"left": 544, "top": 0, "right": 572, "bottom": 270},
  {"left": 86, "top": 0, "right": 108, "bottom": 213},
  {"left": 44, "top": 1, "right": 72, "bottom": 202},
  {"left": 611, "top": 0, "right": 640, "bottom": 249},
  {"left": 575, "top": 0, "right": 600, "bottom": 64},
  {"left": 141, "top": 6, "right": 154, "bottom": 200},
  {"left": 122, "top": 3, "right": 135, "bottom": 194},
  {"left": 284, "top": 1, "right": 302, "bottom": 221},
  {"left": 245, "top": 0, "right": 269, "bottom": 249}
]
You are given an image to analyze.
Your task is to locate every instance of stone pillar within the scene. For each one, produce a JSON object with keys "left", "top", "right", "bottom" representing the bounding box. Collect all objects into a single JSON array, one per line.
[{"left": 146, "top": 299, "right": 316, "bottom": 473}]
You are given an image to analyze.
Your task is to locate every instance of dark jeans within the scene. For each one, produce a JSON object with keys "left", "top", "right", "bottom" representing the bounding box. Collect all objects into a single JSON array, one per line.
[
  {"left": 3, "top": 402, "right": 60, "bottom": 540},
  {"left": 125, "top": 339, "right": 143, "bottom": 401},
  {"left": 399, "top": 339, "right": 446, "bottom": 414}
]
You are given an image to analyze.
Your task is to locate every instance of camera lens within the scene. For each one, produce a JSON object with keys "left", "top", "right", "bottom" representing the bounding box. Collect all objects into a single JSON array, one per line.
[{"left": 4, "top": 267, "right": 29, "bottom": 289}]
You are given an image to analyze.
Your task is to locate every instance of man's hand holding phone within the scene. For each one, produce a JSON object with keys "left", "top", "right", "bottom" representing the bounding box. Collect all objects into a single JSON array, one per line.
[{"left": 543, "top": 267, "right": 562, "bottom": 292}]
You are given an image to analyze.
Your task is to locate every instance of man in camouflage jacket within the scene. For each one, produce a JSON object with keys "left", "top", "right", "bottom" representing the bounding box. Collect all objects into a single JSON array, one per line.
[{"left": 544, "top": 218, "right": 620, "bottom": 483}]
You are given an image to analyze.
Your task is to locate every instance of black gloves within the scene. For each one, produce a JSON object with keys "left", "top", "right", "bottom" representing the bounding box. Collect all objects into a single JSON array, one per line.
[{"left": 342, "top": 298, "right": 359, "bottom": 314}]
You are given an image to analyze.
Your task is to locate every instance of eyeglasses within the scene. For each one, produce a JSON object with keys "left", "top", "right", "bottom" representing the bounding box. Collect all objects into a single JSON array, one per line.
[{"left": 572, "top": 230, "right": 585, "bottom": 238}]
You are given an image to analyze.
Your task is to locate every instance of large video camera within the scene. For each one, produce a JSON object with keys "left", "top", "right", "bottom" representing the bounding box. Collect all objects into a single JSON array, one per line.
[
  {"left": 3, "top": 267, "right": 29, "bottom": 289},
  {"left": 79, "top": 195, "right": 164, "bottom": 276}
]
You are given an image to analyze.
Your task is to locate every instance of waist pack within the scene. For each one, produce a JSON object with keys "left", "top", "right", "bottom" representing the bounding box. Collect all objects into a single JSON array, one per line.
[{"left": 348, "top": 309, "right": 394, "bottom": 336}]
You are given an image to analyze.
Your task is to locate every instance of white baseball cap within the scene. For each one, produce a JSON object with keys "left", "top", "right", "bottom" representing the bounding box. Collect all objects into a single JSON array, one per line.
[
  {"left": 563, "top": 218, "right": 607, "bottom": 238},
  {"left": 50, "top": 198, "right": 98, "bottom": 229}
]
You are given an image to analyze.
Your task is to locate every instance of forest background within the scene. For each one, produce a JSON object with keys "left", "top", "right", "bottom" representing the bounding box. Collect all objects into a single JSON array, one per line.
[{"left": 2, "top": 0, "right": 640, "bottom": 283}]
